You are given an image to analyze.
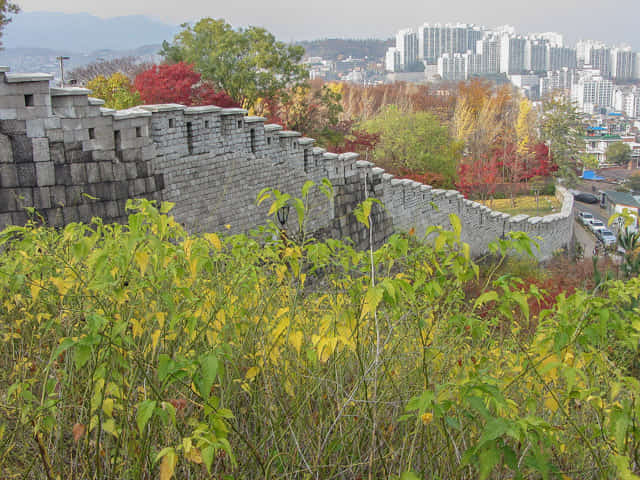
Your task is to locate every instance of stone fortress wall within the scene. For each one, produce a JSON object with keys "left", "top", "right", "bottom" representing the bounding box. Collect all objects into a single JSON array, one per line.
[{"left": 0, "top": 67, "right": 573, "bottom": 260}]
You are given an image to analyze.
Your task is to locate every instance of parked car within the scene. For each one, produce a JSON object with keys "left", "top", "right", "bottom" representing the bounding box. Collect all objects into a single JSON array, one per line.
[
  {"left": 578, "top": 211, "right": 594, "bottom": 225},
  {"left": 597, "top": 229, "right": 617, "bottom": 248},
  {"left": 588, "top": 219, "right": 606, "bottom": 233},
  {"left": 574, "top": 192, "right": 599, "bottom": 204}
]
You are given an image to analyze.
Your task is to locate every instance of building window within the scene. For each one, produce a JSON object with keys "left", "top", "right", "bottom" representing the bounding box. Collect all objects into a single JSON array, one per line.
[
  {"left": 304, "top": 149, "right": 310, "bottom": 173},
  {"left": 267, "top": 137, "right": 271, "bottom": 145},
  {"left": 24, "top": 94, "right": 34, "bottom": 107},
  {"left": 205, "top": 120, "right": 210, "bottom": 128},
  {"left": 293, "top": 142, "right": 298, "bottom": 150},
  {"left": 250, "top": 128, "right": 256, "bottom": 153},
  {"left": 237, "top": 120, "right": 242, "bottom": 129},
  {"left": 136, "top": 126, "right": 142, "bottom": 138},
  {"left": 88, "top": 127, "right": 95, "bottom": 140},
  {"left": 169, "top": 118, "right": 175, "bottom": 128}
]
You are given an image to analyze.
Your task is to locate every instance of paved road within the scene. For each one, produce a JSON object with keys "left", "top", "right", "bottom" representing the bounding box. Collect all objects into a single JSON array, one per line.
[{"left": 574, "top": 219, "right": 596, "bottom": 258}]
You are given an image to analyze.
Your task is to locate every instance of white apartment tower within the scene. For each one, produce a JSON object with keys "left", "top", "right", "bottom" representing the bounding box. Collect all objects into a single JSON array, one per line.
[
  {"left": 500, "top": 35, "right": 527, "bottom": 74},
  {"left": 385, "top": 47, "right": 401, "bottom": 72},
  {"left": 611, "top": 47, "right": 636, "bottom": 81},
  {"left": 396, "top": 28, "right": 419, "bottom": 70}
]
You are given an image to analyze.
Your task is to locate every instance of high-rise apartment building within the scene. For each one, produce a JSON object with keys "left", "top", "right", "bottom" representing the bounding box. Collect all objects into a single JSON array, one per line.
[
  {"left": 385, "top": 47, "right": 401, "bottom": 72},
  {"left": 589, "top": 47, "right": 612, "bottom": 77},
  {"left": 500, "top": 35, "right": 527, "bottom": 74},
  {"left": 549, "top": 47, "right": 578, "bottom": 71},
  {"left": 526, "top": 39, "right": 549, "bottom": 73},
  {"left": 437, "top": 52, "right": 468, "bottom": 80},
  {"left": 418, "top": 23, "right": 484, "bottom": 64},
  {"left": 396, "top": 28, "right": 419, "bottom": 70},
  {"left": 476, "top": 36, "right": 501, "bottom": 74},
  {"left": 572, "top": 73, "right": 614, "bottom": 113},
  {"left": 611, "top": 47, "right": 636, "bottom": 81}
]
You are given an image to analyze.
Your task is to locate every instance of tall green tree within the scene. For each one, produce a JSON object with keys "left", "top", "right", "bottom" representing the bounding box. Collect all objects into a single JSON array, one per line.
[
  {"left": 607, "top": 141, "right": 632, "bottom": 165},
  {"left": 540, "top": 96, "right": 584, "bottom": 186},
  {"left": 361, "top": 105, "right": 462, "bottom": 187},
  {"left": 0, "top": 0, "right": 19, "bottom": 49},
  {"left": 160, "top": 18, "right": 308, "bottom": 109}
]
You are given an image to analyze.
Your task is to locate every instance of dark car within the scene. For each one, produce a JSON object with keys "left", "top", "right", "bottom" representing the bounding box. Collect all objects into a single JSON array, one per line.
[{"left": 573, "top": 192, "right": 599, "bottom": 204}]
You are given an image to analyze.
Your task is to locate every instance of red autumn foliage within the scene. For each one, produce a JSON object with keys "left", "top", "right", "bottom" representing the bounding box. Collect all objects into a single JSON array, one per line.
[
  {"left": 133, "top": 62, "right": 240, "bottom": 108},
  {"left": 456, "top": 142, "right": 557, "bottom": 198}
]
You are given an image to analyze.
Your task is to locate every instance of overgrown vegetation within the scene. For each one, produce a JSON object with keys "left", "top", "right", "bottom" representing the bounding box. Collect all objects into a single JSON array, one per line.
[{"left": 1, "top": 185, "right": 640, "bottom": 479}]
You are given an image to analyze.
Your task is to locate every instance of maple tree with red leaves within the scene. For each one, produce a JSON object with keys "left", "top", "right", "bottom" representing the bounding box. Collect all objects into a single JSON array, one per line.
[{"left": 133, "top": 62, "right": 240, "bottom": 108}]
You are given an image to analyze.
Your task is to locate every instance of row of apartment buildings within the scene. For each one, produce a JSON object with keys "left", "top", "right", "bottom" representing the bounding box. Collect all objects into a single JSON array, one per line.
[{"left": 386, "top": 23, "right": 640, "bottom": 83}]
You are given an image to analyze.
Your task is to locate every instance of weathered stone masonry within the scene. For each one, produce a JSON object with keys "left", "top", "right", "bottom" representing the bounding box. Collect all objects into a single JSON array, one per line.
[{"left": 0, "top": 68, "right": 573, "bottom": 260}]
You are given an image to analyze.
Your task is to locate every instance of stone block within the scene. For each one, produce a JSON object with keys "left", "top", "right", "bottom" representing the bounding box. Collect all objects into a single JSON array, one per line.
[
  {"left": 44, "top": 117, "right": 61, "bottom": 129},
  {"left": 45, "top": 128, "right": 64, "bottom": 143},
  {"left": 66, "top": 186, "right": 84, "bottom": 206},
  {"left": 1, "top": 120, "right": 26, "bottom": 135},
  {"left": 32, "top": 138, "right": 50, "bottom": 162},
  {"left": 145, "top": 176, "right": 156, "bottom": 192},
  {"left": 0, "top": 109, "right": 17, "bottom": 120},
  {"left": 46, "top": 208, "right": 64, "bottom": 227},
  {"left": 26, "top": 119, "right": 45, "bottom": 138},
  {"left": 70, "top": 163, "right": 86, "bottom": 184},
  {"left": 35, "top": 163, "right": 55, "bottom": 186},
  {"left": 136, "top": 161, "right": 148, "bottom": 177},
  {"left": 50, "top": 185, "right": 66, "bottom": 206},
  {"left": 78, "top": 203, "right": 91, "bottom": 222},
  {"left": 10, "top": 135, "right": 33, "bottom": 163},
  {"left": 11, "top": 210, "right": 28, "bottom": 226},
  {"left": 49, "top": 142, "right": 65, "bottom": 165},
  {"left": 14, "top": 188, "right": 33, "bottom": 208},
  {"left": 63, "top": 206, "right": 80, "bottom": 224},
  {"left": 54, "top": 165, "right": 72, "bottom": 186},
  {"left": 0, "top": 164, "right": 17, "bottom": 187},
  {"left": 33, "top": 186, "right": 51, "bottom": 209},
  {"left": 16, "top": 163, "right": 36, "bottom": 187},
  {"left": 154, "top": 173, "right": 165, "bottom": 190},
  {"left": 99, "top": 162, "right": 114, "bottom": 181},
  {"left": 114, "top": 180, "right": 129, "bottom": 200},
  {"left": 0, "top": 133, "right": 12, "bottom": 163},
  {"left": 124, "top": 162, "right": 137, "bottom": 179},
  {"left": 112, "top": 163, "right": 126, "bottom": 180},
  {"left": 0, "top": 188, "right": 17, "bottom": 211},
  {"left": 86, "top": 163, "right": 100, "bottom": 183},
  {"left": 105, "top": 201, "right": 120, "bottom": 219}
]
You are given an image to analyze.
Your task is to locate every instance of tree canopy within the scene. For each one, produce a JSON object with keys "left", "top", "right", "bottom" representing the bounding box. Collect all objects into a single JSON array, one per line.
[
  {"left": 0, "top": 0, "right": 19, "bottom": 49},
  {"left": 540, "top": 96, "right": 584, "bottom": 185},
  {"left": 86, "top": 73, "right": 142, "bottom": 110},
  {"left": 607, "top": 141, "right": 632, "bottom": 166},
  {"left": 160, "top": 18, "right": 308, "bottom": 108},
  {"left": 360, "top": 105, "right": 462, "bottom": 187},
  {"left": 134, "top": 62, "right": 239, "bottom": 108}
]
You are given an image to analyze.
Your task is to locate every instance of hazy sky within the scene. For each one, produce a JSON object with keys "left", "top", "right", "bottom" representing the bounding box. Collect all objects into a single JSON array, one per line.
[{"left": 15, "top": 0, "right": 640, "bottom": 46}]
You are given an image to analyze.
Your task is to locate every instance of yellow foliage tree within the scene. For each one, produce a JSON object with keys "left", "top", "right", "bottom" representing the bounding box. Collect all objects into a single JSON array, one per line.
[{"left": 86, "top": 72, "right": 142, "bottom": 110}]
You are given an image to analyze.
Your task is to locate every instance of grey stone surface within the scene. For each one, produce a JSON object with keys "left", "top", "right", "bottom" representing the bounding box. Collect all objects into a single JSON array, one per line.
[{"left": 0, "top": 67, "right": 574, "bottom": 260}]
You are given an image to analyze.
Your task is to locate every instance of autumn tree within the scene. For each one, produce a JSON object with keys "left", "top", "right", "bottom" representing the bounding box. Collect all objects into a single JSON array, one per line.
[
  {"left": 0, "top": 0, "right": 19, "bottom": 49},
  {"left": 361, "top": 105, "right": 462, "bottom": 187},
  {"left": 540, "top": 96, "right": 584, "bottom": 185},
  {"left": 133, "top": 62, "right": 239, "bottom": 107},
  {"left": 87, "top": 73, "right": 142, "bottom": 110},
  {"left": 607, "top": 141, "right": 632, "bottom": 165},
  {"left": 160, "top": 18, "right": 308, "bottom": 108}
]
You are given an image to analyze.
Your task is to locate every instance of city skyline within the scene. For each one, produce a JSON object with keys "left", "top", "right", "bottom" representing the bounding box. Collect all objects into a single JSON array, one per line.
[{"left": 13, "top": 0, "right": 640, "bottom": 48}]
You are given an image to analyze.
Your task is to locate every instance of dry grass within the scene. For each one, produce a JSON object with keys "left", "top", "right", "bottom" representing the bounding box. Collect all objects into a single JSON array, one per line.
[{"left": 481, "top": 195, "right": 562, "bottom": 216}]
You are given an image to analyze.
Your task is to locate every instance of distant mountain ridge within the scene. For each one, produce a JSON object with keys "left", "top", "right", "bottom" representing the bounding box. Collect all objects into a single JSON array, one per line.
[
  {"left": 3, "top": 11, "right": 179, "bottom": 52},
  {"left": 296, "top": 38, "right": 394, "bottom": 61}
]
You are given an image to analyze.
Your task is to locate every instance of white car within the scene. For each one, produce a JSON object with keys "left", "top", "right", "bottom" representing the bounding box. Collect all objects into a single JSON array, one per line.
[
  {"left": 578, "top": 212, "right": 594, "bottom": 225},
  {"left": 589, "top": 219, "right": 605, "bottom": 233},
  {"left": 597, "top": 229, "right": 617, "bottom": 248}
]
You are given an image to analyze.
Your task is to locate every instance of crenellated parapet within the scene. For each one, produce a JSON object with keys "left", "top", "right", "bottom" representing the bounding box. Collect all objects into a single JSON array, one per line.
[{"left": 0, "top": 67, "right": 574, "bottom": 260}]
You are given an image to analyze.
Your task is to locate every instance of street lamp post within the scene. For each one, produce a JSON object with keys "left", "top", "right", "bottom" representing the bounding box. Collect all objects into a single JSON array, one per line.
[{"left": 56, "top": 56, "right": 70, "bottom": 88}]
